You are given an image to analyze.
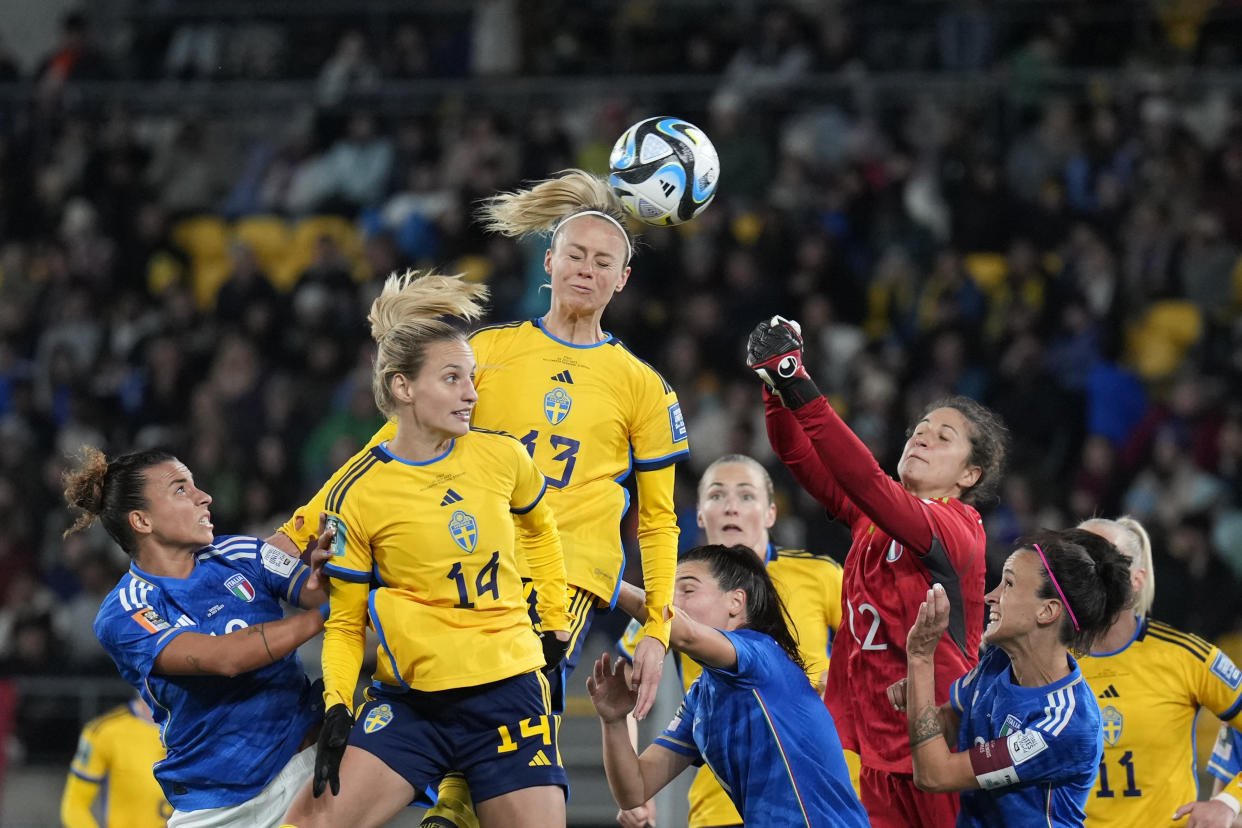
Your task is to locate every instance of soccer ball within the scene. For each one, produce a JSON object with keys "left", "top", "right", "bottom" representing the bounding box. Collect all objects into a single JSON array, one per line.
[{"left": 608, "top": 116, "right": 720, "bottom": 226}]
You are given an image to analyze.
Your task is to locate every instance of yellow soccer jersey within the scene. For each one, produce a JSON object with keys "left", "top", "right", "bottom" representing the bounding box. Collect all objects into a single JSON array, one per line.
[
  {"left": 284, "top": 320, "right": 689, "bottom": 646},
  {"left": 61, "top": 701, "right": 170, "bottom": 828},
  {"left": 1080, "top": 617, "right": 1242, "bottom": 828},
  {"left": 619, "top": 544, "right": 843, "bottom": 827},
  {"left": 318, "top": 430, "right": 570, "bottom": 707},
  {"left": 471, "top": 320, "right": 686, "bottom": 635}
]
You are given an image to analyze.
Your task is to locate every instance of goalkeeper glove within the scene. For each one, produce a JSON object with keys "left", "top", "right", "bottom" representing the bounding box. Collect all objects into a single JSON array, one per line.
[
  {"left": 313, "top": 703, "right": 353, "bottom": 797},
  {"left": 540, "top": 630, "right": 570, "bottom": 674},
  {"left": 746, "top": 315, "right": 822, "bottom": 409}
]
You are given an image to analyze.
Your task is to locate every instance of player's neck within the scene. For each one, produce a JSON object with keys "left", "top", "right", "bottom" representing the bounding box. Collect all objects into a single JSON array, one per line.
[
  {"left": 387, "top": 423, "right": 454, "bottom": 463},
  {"left": 134, "top": 542, "right": 197, "bottom": 579},
  {"left": 1090, "top": 611, "right": 1138, "bottom": 655},
  {"left": 542, "top": 309, "right": 605, "bottom": 345},
  {"left": 1003, "top": 638, "right": 1071, "bottom": 688}
]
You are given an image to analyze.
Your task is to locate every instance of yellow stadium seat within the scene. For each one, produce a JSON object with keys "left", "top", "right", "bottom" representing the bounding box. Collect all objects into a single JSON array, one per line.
[
  {"left": 233, "top": 215, "right": 292, "bottom": 283},
  {"left": 172, "top": 215, "right": 230, "bottom": 262},
  {"left": 1145, "top": 299, "right": 1202, "bottom": 348},
  {"left": 963, "top": 252, "right": 1008, "bottom": 292}
]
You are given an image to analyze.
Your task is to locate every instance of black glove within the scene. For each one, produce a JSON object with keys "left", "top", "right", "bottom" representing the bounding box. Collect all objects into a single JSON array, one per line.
[
  {"left": 746, "top": 315, "right": 821, "bottom": 409},
  {"left": 313, "top": 703, "right": 353, "bottom": 798},
  {"left": 540, "top": 631, "right": 570, "bottom": 674}
]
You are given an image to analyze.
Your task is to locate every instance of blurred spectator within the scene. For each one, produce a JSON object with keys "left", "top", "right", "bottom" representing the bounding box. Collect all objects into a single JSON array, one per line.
[
  {"left": 317, "top": 29, "right": 381, "bottom": 108},
  {"left": 35, "top": 11, "right": 112, "bottom": 92}
]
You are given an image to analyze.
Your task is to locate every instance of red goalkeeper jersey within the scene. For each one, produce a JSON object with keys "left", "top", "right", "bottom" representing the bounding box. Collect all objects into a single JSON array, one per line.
[{"left": 766, "top": 393, "right": 986, "bottom": 773}]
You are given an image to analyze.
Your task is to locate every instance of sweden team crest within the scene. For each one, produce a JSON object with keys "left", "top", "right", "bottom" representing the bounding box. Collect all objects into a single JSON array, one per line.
[
  {"left": 1101, "top": 705, "right": 1123, "bottom": 746},
  {"left": 544, "top": 388, "right": 572, "bottom": 425},
  {"left": 224, "top": 573, "right": 255, "bottom": 602},
  {"left": 449, "top": 509, "right": 479, "bottom": 553},
  {"left": 363, "top": 703, "right": 394, "bottom": 734}
]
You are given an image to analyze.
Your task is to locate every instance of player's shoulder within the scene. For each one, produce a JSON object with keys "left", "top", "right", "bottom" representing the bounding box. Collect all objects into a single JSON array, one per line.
[
  {"left": 469, "top": 319, "right": 529, "bottom": 342},
  {"left": 770, "top": 546, "right": 843, "bottom": 571},
  {"left": 197, "top": 535, "right": 266, "bottom": 568},
  {"left": 467, "top": 425, "right": 524, "bottom": 449},
  {"left": 83, "top": 703, "right": 135, "bottom": 737},
  {"left": 1141, "top": 617, "right": 1215, "bottom": 663},
  {"left": 606, "top": 337, "right": 675, "bottom": 394}
]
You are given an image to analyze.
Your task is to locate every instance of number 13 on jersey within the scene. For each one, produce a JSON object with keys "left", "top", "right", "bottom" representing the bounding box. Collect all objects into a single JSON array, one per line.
[{"left": 519, "top": 430, "right": 581, "bottom": 489}]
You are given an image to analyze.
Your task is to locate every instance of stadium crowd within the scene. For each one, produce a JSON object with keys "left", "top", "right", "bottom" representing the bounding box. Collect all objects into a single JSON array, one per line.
[{"left": 2, "top": 0, "right": 1242, "bottom": 789}]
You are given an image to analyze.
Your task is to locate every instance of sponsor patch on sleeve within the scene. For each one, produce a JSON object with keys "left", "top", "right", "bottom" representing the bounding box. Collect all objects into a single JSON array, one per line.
[
  {"left": 1212, "top": 651, "right": 1242, "bottom": 690},
  {"left": 326, "top": 515, "right": 348, "bottom": 557},
  {"left": 131, "top": 607, "right": 172, "bottom": 634},
  {"left": 668, "top": 402, "right": 688, "bottom": 443},
  {"left": 1007, "top": 728, "right": 1049, "bottom": 766},
  {"left": 260, "top": 542, "right": 300, "bottom": 577}
]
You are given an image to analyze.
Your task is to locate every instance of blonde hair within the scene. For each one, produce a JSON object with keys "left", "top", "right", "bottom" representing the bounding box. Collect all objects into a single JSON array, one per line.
[
  {"left": 477, "top": 169, "right": 635, "bottom": 263},
  {"left": 1079, "top": 516, "right": 1156, "bottom": 618},
  {"left": 368, "top": 270, "right": 489, "bottom": 418}
]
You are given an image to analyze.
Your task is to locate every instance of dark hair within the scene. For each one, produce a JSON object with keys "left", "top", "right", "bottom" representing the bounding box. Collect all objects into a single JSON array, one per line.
[
  {"left": 1021, "top": 528, "right": 1132, "bottom": 654},
  {"left": 63, "top": 446, "right": 177, "bottom": 556},
  {"left": 920, "top": 395, "right": 1009, "bottom": 505},
  {"left": 679, "top": 544, "right": 805, "bottom": 671}
]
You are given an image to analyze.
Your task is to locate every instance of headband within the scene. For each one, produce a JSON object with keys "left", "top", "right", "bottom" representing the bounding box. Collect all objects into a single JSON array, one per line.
[
  {"left": 551, "top": 210, "right": 632, "bottom": 261},
  {"left": 1034, "top": 543, "right": 1079, "bottom": 631}
]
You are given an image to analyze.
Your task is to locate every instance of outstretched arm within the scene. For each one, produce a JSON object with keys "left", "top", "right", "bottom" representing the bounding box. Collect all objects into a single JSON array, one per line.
[
  {"left": 154, "top": 609, "right": 324, "bottom": 678},
  {"left": 616, "top": 582, "right": 738, "bottom": 671},
  {"left": 589, "top": 653, "right": 693, "bottom": 808},
  {"left": 905, "top": 584, "right": 977, "bottom": 793}
]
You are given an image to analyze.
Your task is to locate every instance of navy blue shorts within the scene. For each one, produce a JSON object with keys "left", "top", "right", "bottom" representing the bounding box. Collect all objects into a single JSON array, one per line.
[
  {"left": 524, "top": 581, "right": 603, "bottom": 715},
  {"left": 351, "top": 672, "right": 567, "bottom": 804}
]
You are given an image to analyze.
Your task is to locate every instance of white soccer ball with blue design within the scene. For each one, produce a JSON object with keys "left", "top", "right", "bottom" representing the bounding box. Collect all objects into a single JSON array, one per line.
[{"left": 608, "top": 116, "right": 720, "bottom": 226}]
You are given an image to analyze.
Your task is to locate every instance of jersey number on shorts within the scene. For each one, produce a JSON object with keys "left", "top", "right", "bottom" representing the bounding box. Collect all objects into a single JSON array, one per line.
[
  {"left": 846, "top": 598, "right": 888, "bottom": 651},
  {"left": 1095, "top": 750, "right": 1141, "bottom": 798},
  {"left": 519, "top": 430, "right": 581, "bottom": 489},
  {"left": 447, "top": 550, "right": 501, "bottom": 608},
  {"left": 497, "top": 715, "right": 553, "bottom": 753}
]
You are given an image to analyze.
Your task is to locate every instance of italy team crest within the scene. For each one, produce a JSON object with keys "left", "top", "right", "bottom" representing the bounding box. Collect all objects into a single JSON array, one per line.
[
  {"left": 224, "top": 573, "right": 255, "bottom": 602},
  {"left": 363, "top": 704, "right": 394, "bottom": 733},
  {"left": 449, "top": 509, "right": 479, "bottom": 553},
  {"left": 544, "top": 388, "right": 572, "bottom": 425},
  {"left": 1101, "top": 705, "right": 1123, "bottom": 746}
]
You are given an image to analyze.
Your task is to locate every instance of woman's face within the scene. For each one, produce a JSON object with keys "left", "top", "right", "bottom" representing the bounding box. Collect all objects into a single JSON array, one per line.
[
  {"left": 697, "top": 462, "right": 775, "bottom": 557},
  {"left": 544, "top": 215, "right": 631, "bottom": 317},
  {"left": 404, "top": 339, "right": 478, "bottom": 441},
  {"left": 674, "top": 560, "right": 742, "bottom": 630},
  {"left": 983, "top": 548, "right": 1053, "bottom": 647},
  {"left": 137, "top": 460, "right": 214, "bottom": 549},
  {"left": 897, "top": 407, "right": 980, "bottom": 499}
]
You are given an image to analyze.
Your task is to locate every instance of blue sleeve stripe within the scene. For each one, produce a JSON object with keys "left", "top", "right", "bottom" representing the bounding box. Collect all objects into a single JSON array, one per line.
[
  {"left": 369, "top": 590, "right": 410, "bottom": 690},
  {"left": 511, "top": 477, "right": 548, "bottom": 515},
  {"left": 633, "top": 448, "right": 689, "bottom": 471},
  {"left": 324, "top": 563, "right": 370, "bottom": 583},
  {"left": 1208, "top": 759, "right": 1237, "bottom": 781},
  {"left": 70, "top": 768, "right": 104, "bottom": 783},
  {"left": 286, "top": 564, "right": 311, "bottom": 605},
  {"left": 653, "top": 735, "right": 699, "bottom": 757},
  {"left": 1221, "top": 695, "right": 1242, "bottom": 722}
]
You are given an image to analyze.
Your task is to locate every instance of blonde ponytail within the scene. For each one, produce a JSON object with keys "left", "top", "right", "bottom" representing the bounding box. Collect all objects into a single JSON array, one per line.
[
  {"left": 477, "top": 170, "right": 635, "bottom": 262},
  {"left": 369, "top": 270, "right": 490, "bottom": 418}
]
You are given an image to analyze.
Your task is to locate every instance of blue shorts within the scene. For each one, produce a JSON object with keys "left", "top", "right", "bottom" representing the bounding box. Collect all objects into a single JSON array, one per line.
[
  {"left": 351, "top": 672, "right": 567, "bottom": 804},
  {"left": 524, "top": 581, "right": 603, "bottom": 715}
]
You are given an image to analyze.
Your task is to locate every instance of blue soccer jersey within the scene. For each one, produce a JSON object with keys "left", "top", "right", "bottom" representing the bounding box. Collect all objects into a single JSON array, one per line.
[
  {"left": 654, "top": 629, "right": 868, "bottom": 828},
  {"left": 950, "top": 646, "right": 1103, "bottom": 827},
  {"left": 93, "top": 535, "right": 320, "bottom": 811},
  {"left": 1209, "top": 723, "right": 1242, "bottom": 787}
]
